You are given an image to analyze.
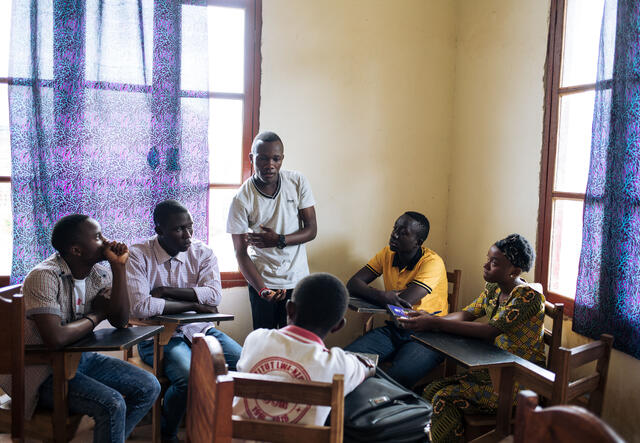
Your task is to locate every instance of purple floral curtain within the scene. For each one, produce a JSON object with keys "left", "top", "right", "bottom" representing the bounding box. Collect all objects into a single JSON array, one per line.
[
  {"left": 9, "top": 0, "right": 210, "bottom": 283},
  {"left": 574, "top": 0, "right": 640, "bottom": 358}
]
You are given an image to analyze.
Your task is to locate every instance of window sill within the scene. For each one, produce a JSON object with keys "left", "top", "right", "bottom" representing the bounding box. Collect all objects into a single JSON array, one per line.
[
  {"left": 0, "top": 273, "right": 248, "bottom": 289},
  {"left": 221, "top": 272, "right": 247, "bottom": 289},
  {"left": 546, "top": 290, "right": 574, "bottom": 317}
]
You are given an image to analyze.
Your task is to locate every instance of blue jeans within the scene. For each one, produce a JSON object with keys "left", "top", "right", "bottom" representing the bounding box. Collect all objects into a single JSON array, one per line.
[
  {"left": 138, "top": 328, "right": 242, "bottom": 438},
  {"left": 38, "top": 352, "right": 161, "bottom": 443},
  {"left": 248, "top": 285, "right": 292, "bottom": 329},
  {"left": 345, "top": 323, "right": 444, "bottom": 389}
]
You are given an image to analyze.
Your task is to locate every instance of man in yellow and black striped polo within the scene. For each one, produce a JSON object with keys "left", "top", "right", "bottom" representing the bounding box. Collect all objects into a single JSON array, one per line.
[{"left": 345, "top": 211, "right": 448, "bottom": 388}]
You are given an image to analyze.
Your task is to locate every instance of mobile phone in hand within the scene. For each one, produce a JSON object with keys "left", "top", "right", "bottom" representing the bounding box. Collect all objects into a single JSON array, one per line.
[{"left": 387, "top": 304, "right": 415, "bottom": 326}]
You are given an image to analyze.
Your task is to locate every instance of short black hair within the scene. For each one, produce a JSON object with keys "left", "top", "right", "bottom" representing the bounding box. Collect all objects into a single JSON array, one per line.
[
  {"left": 153, "top": 200, "right": 189, "bottom": 227},
  {"left": 494, "top": 233, "right": 535, "bottom": 272},
  {"left": 291, "top": 273, "right": 348, "bottom": 336},
  {"left": 51, "top": 214, "right": 90, "bottom": 254},
  {"left": 251, "top": 131, "right": 283, "bottom": 153},
  {"left": 404, "top": 211, "right": 430, "bottom": 244}
]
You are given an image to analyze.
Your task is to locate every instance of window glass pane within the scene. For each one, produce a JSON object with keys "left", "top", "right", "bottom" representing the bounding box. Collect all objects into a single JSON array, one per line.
[
  {"left": 10, "top": 0, "right": 54, "bottom": 80},
  {"left": 0, "top": 85, "right": 9, "bottom": 177},
  {"left": 0, "top": 182, "right": 12, "bottom": 275},
  {"left": 208, "top": 188, "right": 239, "bottom": 272},
  {"left": 0, "top": 0, "right": 12, "bottom": 77},
  {"left": 85, "top": 0, "right": 153, "bottom": 85},
  {"left": 548, "top": 198, "right": 584, "bottom": 298},
  {"left": 181, "top": 3, "right": 208, "bottom": 92},
  {"left": 561, "top": 0, "right": 605, "bottom": 87},
  {"left": 554, "top": 91, "right": 595, "bottom": 193},
  {"left": 209, "top": 98, "right": 243, "bottom": 184},
  {"left": 208, "top": 6, "right": 244, "bottom": 93}
]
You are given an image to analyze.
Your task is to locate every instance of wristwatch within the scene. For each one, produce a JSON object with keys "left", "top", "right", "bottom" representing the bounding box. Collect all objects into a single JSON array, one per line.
[{"left": 277, "top": 234, "right": 287, "bottom": 249}]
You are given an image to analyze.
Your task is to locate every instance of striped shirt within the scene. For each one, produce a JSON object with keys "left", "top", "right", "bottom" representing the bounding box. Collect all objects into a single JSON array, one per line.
[
  {"left": 0, "top": 254, "right": 112, "bottom": 417},
  {"left": 126, "top": 236, "right": 222, "bottom": 342}
]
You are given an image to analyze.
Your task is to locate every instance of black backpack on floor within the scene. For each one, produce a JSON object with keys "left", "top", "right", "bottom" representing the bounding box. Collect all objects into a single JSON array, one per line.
[{"left": 342, "top": 368, "right": 433, "bottom": 443}]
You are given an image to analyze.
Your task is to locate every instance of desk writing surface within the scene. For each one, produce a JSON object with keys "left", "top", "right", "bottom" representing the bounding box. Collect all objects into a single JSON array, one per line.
[
  {"left": 412, "top": 331, "right": 519, "bottom": 369},
  {"left": 348, "top": 297, "right": 387, "bottom": 314},
  {"left": 153, "top": 312, "right": 235, "bottom": 323},
  {"left": 27, "top": 325, "right": 164, "bottom": 353}
]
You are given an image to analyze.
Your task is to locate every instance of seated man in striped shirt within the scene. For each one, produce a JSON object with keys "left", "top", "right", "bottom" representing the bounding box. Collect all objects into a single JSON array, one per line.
[
  {"left": 345, "top": 211, "right": 448, "bottom": 389},
  {"left": 126, "top": 199, "right": 242, "bottom": 443},
  {"left": 0, "top": 214, "right": 160, "bottom": 443}
]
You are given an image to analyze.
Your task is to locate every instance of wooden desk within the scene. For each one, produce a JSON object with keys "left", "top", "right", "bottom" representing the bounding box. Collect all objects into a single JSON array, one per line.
[
  {"left": 129, "top": 312, "right": 235, "bottom": 443},
  {"left": 348, "top": 296, "right": 387, "bottom": 314},
  {"left": 135, "top": 312, "right": 236, "bottom": 351},
  {"left": 26, "top": 325, "right": 164, "bottom": 443},
  {"left": 154, "top": 312, "right": 235, "bottom": 323},
  {"left": 412, "top": 331, "right": 554, "bottom": 440},
  {"left": 348, "top": 297, "right": 389, "bottom": 334}
]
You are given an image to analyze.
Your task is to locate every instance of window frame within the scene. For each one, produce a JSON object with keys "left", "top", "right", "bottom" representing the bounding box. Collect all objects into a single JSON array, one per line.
[
  {"left": 0, "top": 0, "right": 261, "bottom": 288},
  {"left": 0, "top": 37, "right": 8, "bottom": 287},
  {"left": 208, "top": 0, "right": 261, "bottom": 288},
  {"left": 536, "top": 0, "right": 598, "bottom": 316}
]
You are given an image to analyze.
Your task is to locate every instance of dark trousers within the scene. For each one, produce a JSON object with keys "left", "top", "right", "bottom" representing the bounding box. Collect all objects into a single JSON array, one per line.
[{"left": 248, "top": 285, "right": 293, "bottom": 330}]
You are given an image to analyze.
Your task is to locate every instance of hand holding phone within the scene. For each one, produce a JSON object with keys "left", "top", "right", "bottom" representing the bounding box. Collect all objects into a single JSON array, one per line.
[{"left": 387, "top": 304, "right": 415, "bottom": 326}]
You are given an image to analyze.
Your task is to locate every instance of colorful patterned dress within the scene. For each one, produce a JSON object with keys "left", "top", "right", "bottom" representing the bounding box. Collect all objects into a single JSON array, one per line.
[{"left": 423, "top": 282, "right": 546, "bottom": 442}]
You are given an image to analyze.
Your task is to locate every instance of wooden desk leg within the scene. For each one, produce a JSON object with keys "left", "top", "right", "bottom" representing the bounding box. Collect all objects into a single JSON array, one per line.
[
  {"left": 444, "top": 357, "right": 457, "bottom": 377},
  {"left": 152, "top": 335, "right": 163, "bottom": 443},
  {"left": 363, "top": 315, "right": 374, "bottom": 335},
  {"left": 65, "top": 353, "right": 81, "bottom": 380},
  {"left": 495, "top": 365, "right": 515, "bottom": 438},
  {"left": 150, "top": 323, "right": 175, "bottom": 443},
  {"left": 52, "top": 353, "right": 70, "bottom": 443}
]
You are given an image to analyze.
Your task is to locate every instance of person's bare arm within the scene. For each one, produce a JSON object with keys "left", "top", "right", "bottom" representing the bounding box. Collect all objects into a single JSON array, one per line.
[
  {"left": 246, "top": 206, "right": 317, "bottom": 248},
  {"left": 346, "top": 266, "right": 412, "bottom": 308},
  {"left": 282, "top": 206, "right": 317, "bottom": 246},
  {"left": 151, "top": 287, "right": 198, "bottom": 302},
  {"left": 161, "top": 300, "right": 218, "bottom": 314},
  {"left": 232, "top": 234, "right": 285, "bottom": 302},
  {"left": 398, "top": 310, "right": 500, "bottom": 341},
  {"left": 31, "top": 310, "right": 106, "bottom": 350},
  {"left": 396, "top": 285, "right": 428, "bottom": 307},
  {"left": 101, "top": 238, "right": 130, "bottom": 328}
]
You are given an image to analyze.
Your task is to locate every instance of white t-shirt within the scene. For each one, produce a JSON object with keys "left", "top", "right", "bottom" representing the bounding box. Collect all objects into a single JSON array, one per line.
[
  {"left": 73, "top": 278, "right": 87, "bottom": 315},
  {"left": 232, "top": 325, "right": 368, "bottom": 426},
  {"left": 226, "top": 170, "right": 316, "bottom": 289}
]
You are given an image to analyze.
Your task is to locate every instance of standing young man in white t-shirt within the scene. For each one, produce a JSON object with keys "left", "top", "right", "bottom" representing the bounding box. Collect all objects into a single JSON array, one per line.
[{"left": 227, "top": 131, "right": 317, "bottom": 329}]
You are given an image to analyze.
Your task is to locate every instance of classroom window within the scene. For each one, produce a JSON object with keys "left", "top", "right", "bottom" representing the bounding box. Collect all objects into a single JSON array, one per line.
[
  {"left": 0, "top": 1, "right": 12, "bottom": 283},
  {"left": 204, "top": 0, "right": 261, "bottom": 283},
  {"left": 536, "top": 0, "right": 605, "bottom": 315},
  {"left": 0, "top": 0, "right": 261, "bottom": 286}
]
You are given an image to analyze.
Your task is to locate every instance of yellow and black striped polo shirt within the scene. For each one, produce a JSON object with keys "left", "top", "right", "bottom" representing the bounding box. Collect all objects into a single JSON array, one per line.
[{"left": 365, "top": 246, "right": 448, "bottom": 315}]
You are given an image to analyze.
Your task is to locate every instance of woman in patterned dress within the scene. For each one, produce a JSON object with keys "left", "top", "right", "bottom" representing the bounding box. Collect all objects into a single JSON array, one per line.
[{"left": 398, "top": 233, "right": 545, "bottom": 443}]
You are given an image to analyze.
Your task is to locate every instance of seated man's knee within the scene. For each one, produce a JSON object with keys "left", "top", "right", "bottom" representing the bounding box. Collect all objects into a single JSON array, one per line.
[
  {"left": 98, "top": 390, "right": 127, "bottom": 422},
  {"left": 140, "top": 370, "right": 162, "bottom": 404},
  {"left": 173, "top": 368, "right": 190, "bottom": 393},
  {"left": 164, "top": 359, "right": 191, "bottom": 394},
  {"left": 344, "top": 327, "right": 392, "bottom": 353},
  {"left": 206, "top": 329, "right": 242, "bottom": 368}
]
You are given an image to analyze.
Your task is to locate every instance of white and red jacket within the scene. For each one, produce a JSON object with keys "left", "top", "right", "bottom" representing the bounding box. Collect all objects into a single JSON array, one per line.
[{"left": 232, "top": 325, "right": 368, "bottom": 425}]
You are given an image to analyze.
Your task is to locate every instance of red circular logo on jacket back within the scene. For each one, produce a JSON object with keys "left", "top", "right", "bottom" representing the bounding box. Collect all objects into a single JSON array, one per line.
[{"left": 243, "top": 357, "right": 312, "bottom": 423}]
